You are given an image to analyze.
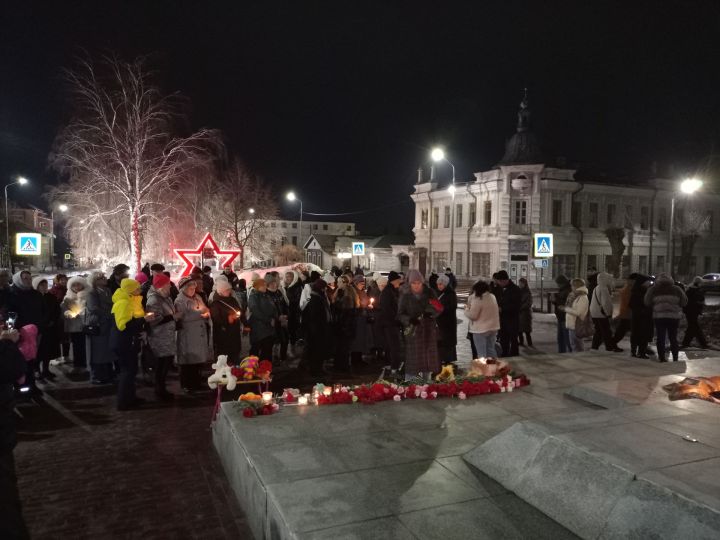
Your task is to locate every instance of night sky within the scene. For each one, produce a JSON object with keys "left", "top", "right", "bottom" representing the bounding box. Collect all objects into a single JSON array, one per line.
[{"left": 2, "top": 1, "right": 720, "bottom": 233}]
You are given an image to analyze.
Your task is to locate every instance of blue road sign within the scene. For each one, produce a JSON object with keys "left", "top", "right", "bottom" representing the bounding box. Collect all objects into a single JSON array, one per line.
[{"left": 533, "top": 233, "right": 553, "bottom": 257}]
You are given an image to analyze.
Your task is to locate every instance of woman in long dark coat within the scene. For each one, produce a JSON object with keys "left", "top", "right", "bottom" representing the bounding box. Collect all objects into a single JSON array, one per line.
[
  {"left": 209, "top": 279, "right": 242, "bottom": 365},
  {"left": 331, "top": 275, "right": 357, "bottom": 373},
  {"left": 350, "top": 275, "right": 372, "bottom": 365},
  {"left": 435, "top": 274, "right": 457, "bottom": 365},
  {"left": 629, "top": 275, "right": 654, "bottom": 358},
  {"left": 398, "top": 270, "right": 440, "bottom": 381},
  {"left": 85, "top": 271, "right": 115, "bottom": 384},
  {"left": 518, "top": 277, "right": 533, "bottom": 347},
  {"left": 33, "top": 277, "right": 62, "bottom": 381},
  {"left": 302, "top": 279, "right": 332, "bottom": 376}
]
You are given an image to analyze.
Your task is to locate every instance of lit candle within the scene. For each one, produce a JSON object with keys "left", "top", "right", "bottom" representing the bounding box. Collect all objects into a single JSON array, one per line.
[
  {"left": 323, "top": 387, "right": 332, "bottom": 397},
  {"left": 262, "top": 391, "right": 273, "bottom": 404},
  {"left": 369, "top": 298, "right": 375, "bottom": 309},
  {"left": 298, "top": 395, "right": 308, "bottom": 406},
  {"left": 333, "top": 384, "right": 342, "bottom": 394}
]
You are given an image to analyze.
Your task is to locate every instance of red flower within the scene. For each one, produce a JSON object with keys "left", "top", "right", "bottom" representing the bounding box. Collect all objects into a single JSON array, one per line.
[
  {"left": 262, "top": 405, "right": 273, "bottom": 415},
  {"left": 242, "top": 407, "right": 255, "bottom": 418}
]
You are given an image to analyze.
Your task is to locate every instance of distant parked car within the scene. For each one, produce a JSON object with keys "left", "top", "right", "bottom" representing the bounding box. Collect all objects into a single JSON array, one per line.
[{"left": 700, "top": 273, "right": 720, "bottom": 291}]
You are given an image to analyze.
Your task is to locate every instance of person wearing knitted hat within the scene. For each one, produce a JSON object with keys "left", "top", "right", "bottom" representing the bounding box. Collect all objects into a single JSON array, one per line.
[
  {"left": 398, "top": 270, "right": 440, "bottom": 380},
  {"left": 85, "top": 271, "right": 114, "bottom": 384},
  {"left": 376, "top": 270, "right": 404, "bottom": 373},
  {"left": 145, "top": 273, "right": 179, "bottom": 399},
  {"left": 61, "top": 276, "right": 89, "bottom": 373},
  {"left": 174, "top": 275, "right": 211, "bottom": 392},
  {"left": 110, "top": 278, "right": 153, "bottom": 410},
  {"left": 266, "top": 272, "right": 290, "bottom": 362},
  {"left": 209, "top": 278, "right": 243, "bottom": 365}
]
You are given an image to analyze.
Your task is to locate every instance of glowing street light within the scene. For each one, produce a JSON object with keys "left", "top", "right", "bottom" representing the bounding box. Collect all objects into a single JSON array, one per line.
[
  {"left": 286, "top": 191, "right": 304, "bottom": 246},
  {"left": 58, "top": 204, "right": 69, "bottom": 212},
  {"left": 431, "top": 148, "right": 445, "bottom": 162},
  {"left": 5, "top": 175, "right": 30, "bottom": 269},
  {"left": 248, "top": 207, "right": 255, "bottom": 215},
  {"left": 680, "top": 178, "right": 703, "bottom": 194},
  {"left": 430, "top": 147, "right": 457, "bottom": 272},
  {"left": 668, "top": 177, "right": 703, "bottom": 276}
]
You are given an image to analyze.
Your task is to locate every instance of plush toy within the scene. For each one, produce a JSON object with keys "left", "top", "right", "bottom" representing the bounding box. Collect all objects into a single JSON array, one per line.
[
  {"left": 239, "top": 356, "right": 259, "bottom": 380},
  {"left": 435, "top": 364, "right": 455, "bottom": 382},
  {"left": 467, "top": 358, "right": 508, "bottom": 378},
  {"left": 208, "top": 355, "right": 238, "bottom": 390}
]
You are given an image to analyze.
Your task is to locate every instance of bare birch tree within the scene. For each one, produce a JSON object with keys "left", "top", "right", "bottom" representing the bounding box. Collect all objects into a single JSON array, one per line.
[{"left": 49, "top": 56, "right": 220, "bottom": 272}]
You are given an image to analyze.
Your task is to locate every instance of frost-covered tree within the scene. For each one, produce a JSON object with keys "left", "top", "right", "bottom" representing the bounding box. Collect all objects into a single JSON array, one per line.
[{"left": 49, "top": 56, "right": 220, "bottom": 272}]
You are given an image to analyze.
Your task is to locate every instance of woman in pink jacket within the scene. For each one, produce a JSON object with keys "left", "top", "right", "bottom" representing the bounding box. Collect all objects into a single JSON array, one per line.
[{"left": 464, "top": 280, "right": 501, "bottom": 358}]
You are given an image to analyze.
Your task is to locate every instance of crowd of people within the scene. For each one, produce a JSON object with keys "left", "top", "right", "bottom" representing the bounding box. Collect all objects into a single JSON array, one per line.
[
  {"left": 0, "top": 263, "right": 711, "bottom": 414},
  {"left": 551, "top": 269, "right": 707, "bottom": 362}
]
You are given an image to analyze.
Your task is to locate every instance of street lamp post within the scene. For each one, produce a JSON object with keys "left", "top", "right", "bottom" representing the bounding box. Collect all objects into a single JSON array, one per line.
[
  {"left": 4, "top": 176, "right": 29, "bottom": 270},
  {"left": 50, "top": 204, "right": 68, "bottom": 270},
  {"left": 286, "top": 191, "right": 303, "bottom": 248},
  {"left": 667, "top": 178, "right": 702, "bottom": 277},
  {"left": 431, "top": 148, "right": 456, "bottom": 272}
]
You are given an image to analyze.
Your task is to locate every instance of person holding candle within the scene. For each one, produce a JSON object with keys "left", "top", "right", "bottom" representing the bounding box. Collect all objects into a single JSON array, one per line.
[
  {"left": 175, "top": 276, "right": 212, "bottom": 392},
  {"left": 110, "top": 278, "right": 154, "bottom": 410},
  {"left": 209, "top": 278, "right": 243, "bottom": 365},
  {"left": 60, "top": 276, "right": 89, "bottom": 374},
  {"left": 350, "top": 274, "right": 372, "bottom": 367},
  {"left": 146, "top": 273, "right": 180, "bottom": 399}
]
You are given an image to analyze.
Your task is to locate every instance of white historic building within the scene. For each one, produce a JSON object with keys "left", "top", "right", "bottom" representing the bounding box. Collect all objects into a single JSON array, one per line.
[{"left": 411, "top": 95, "right": 720, "bottom": 284}]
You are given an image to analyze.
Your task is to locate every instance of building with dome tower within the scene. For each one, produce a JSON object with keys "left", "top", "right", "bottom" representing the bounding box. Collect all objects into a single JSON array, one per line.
[{"left": 410, "top": 91, "right": 720, "bottom": 284}]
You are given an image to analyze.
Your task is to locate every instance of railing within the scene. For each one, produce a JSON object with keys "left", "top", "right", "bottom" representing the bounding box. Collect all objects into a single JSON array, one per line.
[{"left": 510, "top": 223, "right": 531, "bottom": 235}]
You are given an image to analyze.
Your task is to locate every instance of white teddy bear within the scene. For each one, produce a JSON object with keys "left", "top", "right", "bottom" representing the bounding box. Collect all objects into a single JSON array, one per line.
[{"left": 207, "top": 355, "right": 237, "bottom": 391}]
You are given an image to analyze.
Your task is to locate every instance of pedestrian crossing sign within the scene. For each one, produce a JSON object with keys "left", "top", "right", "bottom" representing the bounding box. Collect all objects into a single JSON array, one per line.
[
  {"left": 16, "top": 233, "right": 41, "bottom": 256},
  {"left": 533, "top": 233, "right": 553, "bottom": 257},
  {"left": 352, "top": 242, "right": 365, "bottom": 256}
]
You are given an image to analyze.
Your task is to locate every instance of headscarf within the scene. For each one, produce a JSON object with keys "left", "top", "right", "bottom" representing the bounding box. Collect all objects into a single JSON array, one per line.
[
  {"left": 111, "top": 278, "right": 144, "bottom": 331},
  {"left": 12, "top": 270, "right": 31, "bottom": 290},
  {"left": 436, "top": 274, "right": 450, "bottom": 287},
  {"left": 32, "top": 276, "right": 48, "bottom": 290}
]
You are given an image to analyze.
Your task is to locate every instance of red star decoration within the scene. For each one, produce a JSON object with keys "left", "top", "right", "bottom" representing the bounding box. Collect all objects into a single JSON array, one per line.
[{"left": 174, "top": 233, "right": 242, "bottom": 277}]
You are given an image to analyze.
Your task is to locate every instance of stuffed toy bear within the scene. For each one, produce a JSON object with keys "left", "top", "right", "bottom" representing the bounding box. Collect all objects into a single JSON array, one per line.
[{"left": 208, "top": 355, "right": 238, "bottom": 390}]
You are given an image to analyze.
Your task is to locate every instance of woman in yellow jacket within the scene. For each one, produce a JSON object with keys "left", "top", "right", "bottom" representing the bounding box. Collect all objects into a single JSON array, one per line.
[{"left": 109, "top": 278, "right": 153, "bottom": 411}]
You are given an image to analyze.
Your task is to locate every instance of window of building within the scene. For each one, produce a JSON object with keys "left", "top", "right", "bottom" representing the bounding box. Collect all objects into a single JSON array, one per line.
[
  {"left": 292, "top": 223, "right": 297, "bottom": 229},
  {"left": 443, "top": 206, "right": 451, "bottom": 228},
  {"left": 657, "top": 207, "right": 667, "bottom": 231},
  {"left": 483, "top": 201, "right": 492, "bottom": 226},
  {"left": 313, "top": 224, "right": 318, "bottom": 230},
  {"left": 469, "top": 203, "right": 476, "bottom": 226},
  {"left": 420, "top": 209, "right": 429, "bottom": 229},
  {"left": 471, "top": 252, "right": 491, "bottom": 277},
  {"left": 588, "top": 202, "right": 598, "bottom": 228},
  {"left": 606, "top": 204, "right": 616, "bottom": 226},
  {"left": 552, "top": 199, "right": 562, "bottom": 226},
  {"left": 705, "top": 256, "right": 712, "bottom": 274},
  {"left": 271, "top": 222, "right": 276, "bottom": 228},
  {"left": 624, "top": 205, "right": 633, "bottom": 228},
  {"left": 455, "top": 252, "right": 463, "bottom": 274},
  {"left": 639, "top": 255, "right": 648, "bottom": 274},
  {"left": 347, "top": 225, "right": 352, "bottom": 231},
  {"left": 323, "top": 224, "right": 328, "bottom": 231},
  {"left": 292, "top": 236, "right": 297, "bottom": 246},
  {"left": 432, "top": 251, "right": 448, "bottom": 270},
  {"left": 586, "top": 254, "right": 598, "bottom": 274},
  {"left": 571, "top": 202, "right": 581, "bottom": 227},
  {"left": 640, "top": 206, "right": 649, "bottom": 230},
  {"left": 553, "top": 255, "right": 576, "bottom": 280},
  {"left": 270, "top": 238, "right": 277, "bottom": 246},
  {"left": 260, "top": 234, "right": 266, "bottom": 241},
  {"left": 281, "top": 236, "right": 287, "bottom": 245},
  {"left": 432, "top": 207, "right": 439, "bottom": 229},
  {"left": 514, "top": 200, "right": 527, "bottom": 225},
  {"left": 456, "top": 204, "right": 463, "bottom": 228},
  {"left": 656, "top": 255, "right": 665, "bottom": 273},
  {"left": 281, "top": 222, "right": 287, "bottom": 228}
]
